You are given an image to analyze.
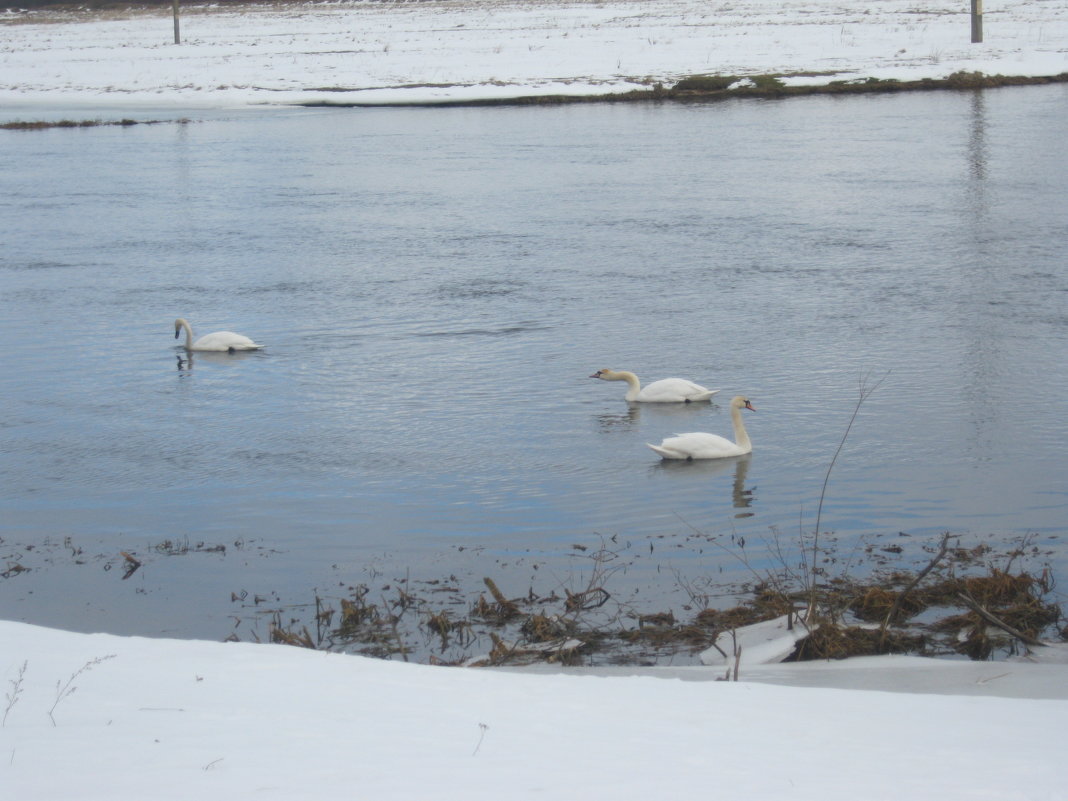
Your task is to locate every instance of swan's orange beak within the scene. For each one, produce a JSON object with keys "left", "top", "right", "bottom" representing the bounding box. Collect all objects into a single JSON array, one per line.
[
  {"left": 744, "top": 400, "right": 756, "bottom": 411},
  {"left": 589, "top": 371, "right": 603, "bottom": 379}
]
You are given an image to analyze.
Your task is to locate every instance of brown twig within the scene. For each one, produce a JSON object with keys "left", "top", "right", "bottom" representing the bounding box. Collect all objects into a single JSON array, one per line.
[
  {"left": 957, "top": 590, "right": 1048, "bottom": 647},
  {"left": 482, "top": 577, "right": 520, "bottom": 617},
  {"left": 565, "top": 587, "right": 610, "bottom": 612},
  {"left": 120, "top": 551, "right": 142, "bottom": 580}
]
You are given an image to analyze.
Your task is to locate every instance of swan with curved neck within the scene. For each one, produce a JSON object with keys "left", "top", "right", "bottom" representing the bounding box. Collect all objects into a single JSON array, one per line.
[
  {"left": 647, "top": 396, "right": 756, "bottom": 459},
  {"left": 589, "top": 368, "right": 719, "bottom": 403},
  {"left": 174, "top": 318, "right": 263, "bottom": 352}
]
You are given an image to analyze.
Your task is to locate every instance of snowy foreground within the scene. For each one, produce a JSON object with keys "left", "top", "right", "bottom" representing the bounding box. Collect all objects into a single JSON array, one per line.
[
  {"left": 2, "top": 621, "right": 1066, "bottom": 800},
  {"left": 1, "top": 0, "right": 1067, "bottom": 108}
]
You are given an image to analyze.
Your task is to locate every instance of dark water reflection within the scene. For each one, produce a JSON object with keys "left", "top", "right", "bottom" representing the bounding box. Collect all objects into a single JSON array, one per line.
[
  {"left": 0, "top": 87, "right": 1066, "bottom": 646},
  {"left": 655, "top": 455, "right": 755, "bottom": 516}
]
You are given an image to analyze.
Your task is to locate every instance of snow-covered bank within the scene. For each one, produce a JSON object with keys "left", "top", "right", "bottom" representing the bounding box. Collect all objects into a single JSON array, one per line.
[
  {"left": 2, "top": 621, "right": 1066, "bottom": 801},
  {"left": 1, "top": 0, "right": 1067, "bottom": 108}
]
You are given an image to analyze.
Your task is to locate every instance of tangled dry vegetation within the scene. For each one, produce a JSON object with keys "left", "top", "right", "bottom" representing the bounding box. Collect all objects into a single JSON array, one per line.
[
  {"left": 258, "top": 532, "right": 1066, "bottom": 667},
  {"left": 3, "top": 527, "right": 1063, "bottom": 667}
]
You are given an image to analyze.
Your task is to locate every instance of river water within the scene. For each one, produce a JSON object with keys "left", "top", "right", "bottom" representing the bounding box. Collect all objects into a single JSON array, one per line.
[{"left": 2, "top": 87, "right": 1066, "bottom": 651}]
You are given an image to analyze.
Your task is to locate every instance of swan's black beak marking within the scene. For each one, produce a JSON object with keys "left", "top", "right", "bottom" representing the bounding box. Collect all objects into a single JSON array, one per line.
[
  {"left": 174, "top": 329, "right": 179, "bottom": 339},
  {"left": 745, "top": 400, "right": 756, "bottom": 411},
  {"left": 589, "top": 371, "right": 603, "bottom": 379}
]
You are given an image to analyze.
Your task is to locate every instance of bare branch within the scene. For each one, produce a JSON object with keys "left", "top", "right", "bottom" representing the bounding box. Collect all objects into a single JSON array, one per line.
[
  {"left": 809, "top": 371, "right": 889, "bottom": 611},
  {"left": 957, "top": 590, "right": 1048, "bottom": 648}
]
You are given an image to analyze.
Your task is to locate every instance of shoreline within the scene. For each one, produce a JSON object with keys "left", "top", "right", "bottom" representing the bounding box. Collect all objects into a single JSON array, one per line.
[
  {"left": 4, "top": 0, "right": 1067, "bottom": 109},
  {"left": 4, "top": 71, "right": 1066, "bottom": 119},
  {"left": 295, "top": 70, "right": 1068, "bottom": 108}
]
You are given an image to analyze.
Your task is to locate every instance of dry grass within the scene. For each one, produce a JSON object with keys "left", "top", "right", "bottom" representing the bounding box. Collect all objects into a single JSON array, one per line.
[
  {"left": 4, "top": 530, "right": 1064, "bottom": 666},
  {"left": 849, "top": 586, "right": 927, "bottom": 623},
  {"left": 793, "top": 624, "right": 927, "bottom": 661},
  {"left": 293, "top": 555, "right": 1063, "bottom": 666}
]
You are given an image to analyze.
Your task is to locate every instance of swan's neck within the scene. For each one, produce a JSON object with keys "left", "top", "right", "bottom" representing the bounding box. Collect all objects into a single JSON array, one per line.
[
  {"left": 176, "top": 319, "right": 194, "bottom": 349},
  {"left": 615, "top": 371, "right": 641, "bottom": 401},
  {"left": 731, "top": 403, "right": 752, "bottom": 452}
]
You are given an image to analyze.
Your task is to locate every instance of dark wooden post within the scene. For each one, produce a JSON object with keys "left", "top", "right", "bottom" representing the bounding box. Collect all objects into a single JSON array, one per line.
[{"left": 173, "top": 0, "right": 181, "bottom": 45}]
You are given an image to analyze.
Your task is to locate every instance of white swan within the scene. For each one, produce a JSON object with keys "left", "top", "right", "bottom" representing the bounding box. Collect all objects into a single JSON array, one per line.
[
  {"left": 589, "top": 369, "right": 719, "bottom": 403},
  {"left": 174, "top": 318, "right": 264, "bottom": 352},
  {"left": 648, "top": 395, "right": 756, "bottom": 459}
]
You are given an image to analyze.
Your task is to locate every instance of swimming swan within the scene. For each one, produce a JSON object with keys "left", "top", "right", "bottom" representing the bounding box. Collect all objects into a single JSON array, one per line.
[
  {"left": 648, "top": 396, "right": 756, "bottom": 459},
  {"left": 589, "top": 369, "right": 719, "bottom": 403},
  {"left": 174, "top": 318, "right": 264, "bottom": 352}
]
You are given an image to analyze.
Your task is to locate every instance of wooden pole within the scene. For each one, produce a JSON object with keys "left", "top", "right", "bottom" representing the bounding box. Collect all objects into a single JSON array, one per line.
[
  {"left": 971, "top": 0, "right": 983, "bottom": 43},
  {"left": 173, "top": 0, "right": 181, "bottom": 45}
]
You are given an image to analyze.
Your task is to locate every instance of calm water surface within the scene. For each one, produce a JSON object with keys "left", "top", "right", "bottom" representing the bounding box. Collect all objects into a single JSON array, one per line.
[{"left": 2, "top": 88, "right": 1066, "bottom": 647}]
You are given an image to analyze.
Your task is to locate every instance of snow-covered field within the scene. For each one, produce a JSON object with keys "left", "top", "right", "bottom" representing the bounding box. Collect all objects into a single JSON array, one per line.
[
  {"left": 1, "top": 0, "right": 1066, "bottom": 107},
  {"left": 2, "top": 620, "right": 1066, "bottom": 801}
]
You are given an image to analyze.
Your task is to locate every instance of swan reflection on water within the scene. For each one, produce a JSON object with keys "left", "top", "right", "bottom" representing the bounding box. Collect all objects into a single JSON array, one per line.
[
  {"left": 176, "top": 349, "right": 262, "bottom": 372},
  {"left": 594, "top": 406, "right": 642, "bottom": 431},
  {"left": 655, "top": 452, "right": 755, "bottom": 516},
  {"left": 595, "top": 397, "right": 723, "bottom": 432}
]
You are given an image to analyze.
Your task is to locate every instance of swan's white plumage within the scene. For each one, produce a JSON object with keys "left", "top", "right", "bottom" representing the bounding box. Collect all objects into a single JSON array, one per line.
[
  {"left": 174, "top": 318, "right": 263, "bottom": 352},
  {"left": 589, "top": 369, "right": 719, "bottom": 403},
  {"left": 648, "top": 395, "right": 756, "bottom": 459}
]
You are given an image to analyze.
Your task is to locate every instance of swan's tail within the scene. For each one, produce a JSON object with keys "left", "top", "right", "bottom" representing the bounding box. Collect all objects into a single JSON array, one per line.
[
  {"left": 692, "top": 389, "right": 721, "bottom": 402},
  {"left": 647, "top": 443, "right": 687, "bottom": 460}
]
